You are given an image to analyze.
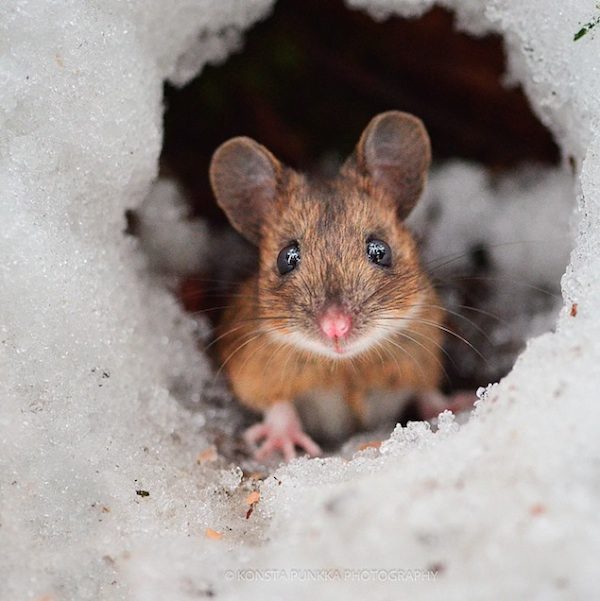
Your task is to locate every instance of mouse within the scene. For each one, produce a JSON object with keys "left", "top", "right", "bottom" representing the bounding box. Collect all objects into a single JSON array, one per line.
[{"left": 209, "top": 110, "right": 459, "bottom": 462}]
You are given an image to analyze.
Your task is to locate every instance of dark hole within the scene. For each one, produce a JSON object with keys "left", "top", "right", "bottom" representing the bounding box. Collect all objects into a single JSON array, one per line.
[
  {"left": 469, "top": 243, "right": 492, "bottom": 271},
  {"left": 160, "top": 0, "right": 558, "bottom": 223},
  {"left": 157, "top": 0, "right": 561, "bottom": 448},
  {"left": 124, "top": 209, "right": 139, "bottom": 237}
]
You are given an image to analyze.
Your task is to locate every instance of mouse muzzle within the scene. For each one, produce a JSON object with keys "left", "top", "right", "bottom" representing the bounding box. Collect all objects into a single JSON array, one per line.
[{"left": 318, "top": 305, "right": 353, "bottom": 354}]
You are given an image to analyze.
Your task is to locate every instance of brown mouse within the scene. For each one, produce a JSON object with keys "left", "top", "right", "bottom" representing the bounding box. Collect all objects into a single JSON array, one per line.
[{"left": 209, "top": 111, "right": 448, "bottom": 462}]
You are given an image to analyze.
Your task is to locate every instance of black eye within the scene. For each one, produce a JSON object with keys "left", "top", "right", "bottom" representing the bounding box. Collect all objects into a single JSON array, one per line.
[
  {"left": 366, "top": 239, "right": 392, "bottom": 267},
  {"left": 277, "top": 242, "right": 300, "bottom": 275}
]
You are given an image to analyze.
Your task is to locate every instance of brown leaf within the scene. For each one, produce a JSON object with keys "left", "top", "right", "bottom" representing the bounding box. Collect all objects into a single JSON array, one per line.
[
  {"left": 196, "top": 446, "right": 218, "bottom": 465},
  {"left": 205, "top": 528, "right": 223, "bottom": 540},
  {"left": 357, "top": 440, "right": 382, "bottom": 451},
  {"left": 245, "top": 491, "right": 260, "bottom": 505}
]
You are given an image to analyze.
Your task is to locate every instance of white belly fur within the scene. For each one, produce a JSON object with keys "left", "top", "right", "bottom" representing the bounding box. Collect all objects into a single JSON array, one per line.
[{"left": 295, "top": 388, "right": 414, "bottom": 443}]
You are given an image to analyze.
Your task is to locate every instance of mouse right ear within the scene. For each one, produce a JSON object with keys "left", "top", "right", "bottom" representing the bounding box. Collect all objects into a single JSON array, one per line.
[
  {"left": 209, "top": 137, "right": 282, "bottom": 245},
  {"left": 346, "top": 111, "right": 431, "bottom": 219}
]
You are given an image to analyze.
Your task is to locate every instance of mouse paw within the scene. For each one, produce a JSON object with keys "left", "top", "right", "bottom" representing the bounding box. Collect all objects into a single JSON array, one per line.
[{"left": 244, "top": 401, "right": 322, "bottom": 462}]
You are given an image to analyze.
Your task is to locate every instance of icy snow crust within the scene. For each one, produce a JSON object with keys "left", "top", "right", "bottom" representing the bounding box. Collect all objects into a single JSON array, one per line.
[{"left": 1, "top": 1, "right": 599, "bottom": 599}]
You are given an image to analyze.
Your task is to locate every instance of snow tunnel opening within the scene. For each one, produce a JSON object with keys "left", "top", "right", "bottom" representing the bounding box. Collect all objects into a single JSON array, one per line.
[{"left": 130, "top": 0, "right": 574, "bottom": 460}]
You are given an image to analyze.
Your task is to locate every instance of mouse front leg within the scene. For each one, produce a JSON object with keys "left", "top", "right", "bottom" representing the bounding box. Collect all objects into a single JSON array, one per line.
[{"left": 244, "top": 401, "right": 322, "bottom": 462}]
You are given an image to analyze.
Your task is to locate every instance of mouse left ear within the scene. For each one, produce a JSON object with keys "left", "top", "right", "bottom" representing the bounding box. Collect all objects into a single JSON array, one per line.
[
  {"left": 345, "top": 111, "right": 431, "bottom": 219},
  {"left": 209, "top": 137, "right": 282, "bottom": 245}
]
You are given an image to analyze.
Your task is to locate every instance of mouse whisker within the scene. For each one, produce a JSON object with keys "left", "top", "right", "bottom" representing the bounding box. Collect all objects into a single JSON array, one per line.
[
  {"left": 187, "top": 290, "right": 262, "bottom": 299},
  {"left": 379, "top": 335, "right": 427, "bottom": 384},
  {"left": 394, "top": 302, "right": 493, "bottom": 344},
  {"left": 204, "top": 323, "right": 249, "bottom": 350},
  {"left": 370, "top": 341, "right": 386, "bottom": 369},
  {"left": 188, "top": 304, "right": 240, "bottom": 316},
  {"left": 450, "top": 303, "right": 504, "bottom": 324},
  {"left": 256, "top": 337, "right": 290, "bottom": 383},
  {"left": 381, "top": 316, "right": 488, "bottom": 364},
  {"left": 402, "top": 300, "right": 505, "bottom": 326},
  {"left": 435, "top": 274, "right": 559, "bottom": 299},
  {"left": 278, "top": 343, "right": 299, "bottom": 388},
  {"left": 238, "top": 315, "right": 296, "bottom": 323},
  {"left": 236, "top": 328, "right": 290, "bottom": 376},
  {"left": 206, "top": 321, "right": 290, "bottom": 356},
  {"left": 393, "top": 325, "right": 455, "bottom": 369},
  {"left": 214, "top": 330, "right": 271, "bottom": 380},
  {"left": 422, "top": 236, "right": 571, "bottom": 276},
  {"left": 379, "top": 324, "right": 452, "bottom": 385},
  {"left": 372, "top": 339, "right": 404, "bottom": 377},
  {"left": 346, "top": 353, "right": 361, "bottom": 376}
]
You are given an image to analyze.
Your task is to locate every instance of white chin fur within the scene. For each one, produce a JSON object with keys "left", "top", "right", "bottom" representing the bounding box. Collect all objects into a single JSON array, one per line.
[{"left": 267, "top": 301, "right": 422, "bottom": 361}]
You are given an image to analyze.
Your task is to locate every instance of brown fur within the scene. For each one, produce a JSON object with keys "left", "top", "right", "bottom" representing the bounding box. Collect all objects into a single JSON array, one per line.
[
  {"left": 211, "top": 111, "right": 444, "bottom": 429},
  {"left": 214, "top": 169, "right": 444, "bottom": 420}
]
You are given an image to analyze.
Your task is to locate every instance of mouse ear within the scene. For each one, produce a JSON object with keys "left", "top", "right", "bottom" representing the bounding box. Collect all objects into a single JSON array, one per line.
[
  {"left": 347, "top": 111, "right": 431, "bottom": 219},
  {"left": 209, "top": 137, "right": 282, "bottom": 245}
]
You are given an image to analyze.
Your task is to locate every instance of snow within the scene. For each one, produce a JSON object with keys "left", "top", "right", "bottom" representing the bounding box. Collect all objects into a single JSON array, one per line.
[
  {"left": 1, "top": 1, "right": 600, "bottom": 600},
  {"left": 408, "top": 162, "right": 574, "bottom": 383},
  {"left": 133, "top": 178, "right": 210, "bottom": 276}
]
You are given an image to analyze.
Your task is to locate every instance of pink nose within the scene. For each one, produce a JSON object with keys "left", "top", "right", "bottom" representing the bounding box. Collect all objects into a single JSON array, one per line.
[{"left": 319, "top": 308, "right": 352, "bottom": 340}]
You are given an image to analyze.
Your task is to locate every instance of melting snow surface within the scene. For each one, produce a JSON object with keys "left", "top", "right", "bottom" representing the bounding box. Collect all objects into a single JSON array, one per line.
[{"left": 1, "top": 1, "right": 599, "bottom": 599}]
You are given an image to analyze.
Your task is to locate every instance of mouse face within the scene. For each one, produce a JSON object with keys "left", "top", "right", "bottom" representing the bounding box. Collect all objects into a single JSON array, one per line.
[
  {"left": 255, "top": 175, "right": 425, "bottom": 358},
  {"left": 210, "top": 111, "right": 431, "bottom": 359}
]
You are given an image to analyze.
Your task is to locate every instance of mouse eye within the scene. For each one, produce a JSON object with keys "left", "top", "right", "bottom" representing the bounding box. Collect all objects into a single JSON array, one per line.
[
  {"left": 366, "top": 239, "right": 392, "bottom": 267},
  {"left": 277, "top": 242, "right": 300, "bottom": 275}
]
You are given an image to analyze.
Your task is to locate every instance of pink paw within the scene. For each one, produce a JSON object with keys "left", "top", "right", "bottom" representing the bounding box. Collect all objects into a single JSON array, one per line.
[{"left": 244, "top": 402, "right": 322, "bottom": 462}]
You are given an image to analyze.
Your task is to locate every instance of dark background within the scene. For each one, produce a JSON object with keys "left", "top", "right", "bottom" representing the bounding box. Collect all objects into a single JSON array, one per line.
[
  {"left": 161, "top": 0, "right": 558, "bottom": 223},
  {"left": 157, "top": 0, "right": 561, "bottom": 398}
]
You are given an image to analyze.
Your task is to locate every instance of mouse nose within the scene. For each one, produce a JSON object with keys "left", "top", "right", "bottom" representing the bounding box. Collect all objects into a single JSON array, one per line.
[{"left": 319, "top": 307, "right": 352, "bottom": 340}]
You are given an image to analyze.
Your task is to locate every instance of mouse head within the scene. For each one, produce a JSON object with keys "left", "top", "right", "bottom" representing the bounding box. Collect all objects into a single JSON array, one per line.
[{"left": 210, "top": 111, "right": 431, "bottom": 359}]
